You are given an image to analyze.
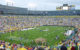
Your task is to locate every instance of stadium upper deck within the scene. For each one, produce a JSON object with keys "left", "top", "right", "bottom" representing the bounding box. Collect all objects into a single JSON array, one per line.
[
  {"left": 0, "top": 4, "right": 80, "bottom": 16},
  {"left": 0, "top": 4, "right": 28, "bottom": 15}
]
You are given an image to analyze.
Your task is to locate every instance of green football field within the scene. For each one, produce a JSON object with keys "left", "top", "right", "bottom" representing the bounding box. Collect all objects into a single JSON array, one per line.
[{"left": 0, "top": 26, "right": 74, "bottom": 46}]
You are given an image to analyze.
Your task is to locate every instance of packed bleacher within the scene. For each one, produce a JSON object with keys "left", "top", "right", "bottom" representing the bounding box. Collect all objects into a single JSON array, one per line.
[{"left": 0, "top": 16, "right": 80, "bottom": 33}]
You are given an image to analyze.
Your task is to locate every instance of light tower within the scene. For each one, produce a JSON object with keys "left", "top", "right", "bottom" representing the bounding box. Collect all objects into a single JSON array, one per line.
[{"left": 6, "top": 0, "right": 14, "bottom": 6}]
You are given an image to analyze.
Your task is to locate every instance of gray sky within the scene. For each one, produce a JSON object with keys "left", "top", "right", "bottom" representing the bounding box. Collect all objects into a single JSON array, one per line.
[{"left": 0, "top": 0, "right": 80, "bottom": 10}]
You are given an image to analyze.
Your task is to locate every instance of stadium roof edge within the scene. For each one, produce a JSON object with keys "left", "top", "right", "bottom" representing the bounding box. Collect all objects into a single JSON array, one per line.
[{"left": 0, "top": 4, "right": 27, "bottom": 9}]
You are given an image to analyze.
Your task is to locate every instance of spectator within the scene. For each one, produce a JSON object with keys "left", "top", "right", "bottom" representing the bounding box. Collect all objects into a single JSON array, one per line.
[
  {"left": 71, "top": 45, "right": 75, "bottom": 50},
  {"left": 37, "top": 47, "right": 44, "bottom": 50},
  {"left": 75, "top": 43, "right": 78, "bottom": 50},
  {"left": 60, "top": 44, "right": 67, "bottom": 50}
]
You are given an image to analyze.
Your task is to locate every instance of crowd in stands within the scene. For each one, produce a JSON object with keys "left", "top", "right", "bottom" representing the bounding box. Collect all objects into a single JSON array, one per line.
[
  {"left": 0, "top": 16, "right": 80, "bottom": 33},
  {"left": 0, "top": 16, "right": 80, "bottom": 50}
]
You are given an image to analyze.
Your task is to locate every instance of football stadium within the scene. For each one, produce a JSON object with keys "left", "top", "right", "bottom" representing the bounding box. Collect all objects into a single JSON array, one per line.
[{"left": 0, "top": 2, "right": 80, "bottom": 50}]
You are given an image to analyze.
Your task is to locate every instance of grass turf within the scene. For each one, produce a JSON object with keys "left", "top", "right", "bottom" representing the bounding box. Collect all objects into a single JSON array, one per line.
[{"left": 0, "top": 26, "right": 74, "bottom": 46}]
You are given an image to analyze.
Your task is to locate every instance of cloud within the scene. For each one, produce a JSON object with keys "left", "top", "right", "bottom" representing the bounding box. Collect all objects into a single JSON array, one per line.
[
  {"left": 43, "top": 0, "right": 80, "bottom": 5},
  {"left": 27, "top": 2, "right": 37, "bottom": 8}
]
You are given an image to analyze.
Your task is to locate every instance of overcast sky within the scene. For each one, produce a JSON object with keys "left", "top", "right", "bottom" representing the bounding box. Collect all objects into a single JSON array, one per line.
[{"left": 0, "top": 0, "right": 80, "bottom": 10}]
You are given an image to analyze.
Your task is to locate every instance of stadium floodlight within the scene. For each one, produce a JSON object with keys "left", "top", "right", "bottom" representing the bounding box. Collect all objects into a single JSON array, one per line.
[{"left": 5, "top": 0, "right": 15, "bottom": 6}]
